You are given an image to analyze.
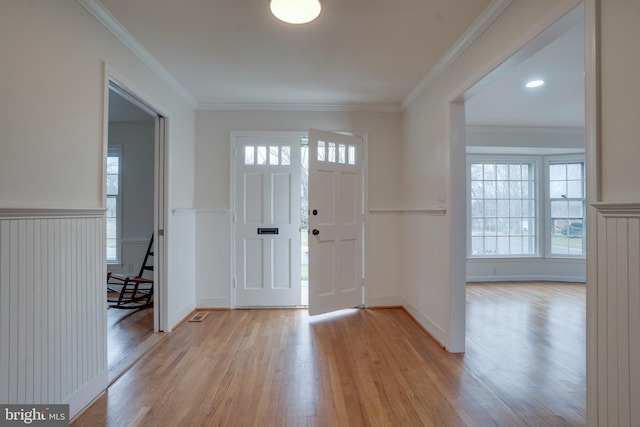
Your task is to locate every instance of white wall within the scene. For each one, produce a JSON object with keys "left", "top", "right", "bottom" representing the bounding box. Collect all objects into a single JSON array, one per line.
[
  {"left": 108, "top": 122, "right": 155, "bottom": 275},
  {"left": 0, "top": 0, "right": 195, "bottom": 417},
  {"left": 600, "top": 1, "right": 640, "bottom": 202},
  {"left": 194, "top": 110, "right": 403, "bottom": 308},
  {"left": 593, "top": 1, "right": 640, "bottom": 425},
  {"left": 401, "top": 0, "right": 581, "bottom": 351}
]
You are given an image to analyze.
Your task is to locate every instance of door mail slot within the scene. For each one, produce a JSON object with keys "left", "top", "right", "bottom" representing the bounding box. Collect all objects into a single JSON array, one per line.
[{"left": 257, "top": 227, "right": 279, "bottom": 235}]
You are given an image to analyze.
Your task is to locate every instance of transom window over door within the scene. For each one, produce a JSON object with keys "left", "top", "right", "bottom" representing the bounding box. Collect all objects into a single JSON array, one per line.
[{"left": 469, "top": 159, "right": 537, "bottom": 257}]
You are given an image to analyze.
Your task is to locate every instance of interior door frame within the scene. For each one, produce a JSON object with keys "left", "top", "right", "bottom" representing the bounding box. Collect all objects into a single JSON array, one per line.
[
  {"left": 230, "top": 130, "right": 369, "bottom": 309},
  {"left": 448, "top": 0, "right": 589, "bottom": 356},
  {"left": 230, "top": 131, "right": 307, "bottom": 308},
  {"left": 103, "top": 64, "right": 169, "bottom": 332}
]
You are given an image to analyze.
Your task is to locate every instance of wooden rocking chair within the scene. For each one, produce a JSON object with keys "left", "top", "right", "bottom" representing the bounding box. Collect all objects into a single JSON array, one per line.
[{"left": 107, "top": 234, "right": 154, "bottom": 309}]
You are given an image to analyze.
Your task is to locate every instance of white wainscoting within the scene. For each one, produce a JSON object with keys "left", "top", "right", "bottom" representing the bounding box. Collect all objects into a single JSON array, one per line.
[
  {"left": 594, "top": 203, "right": 640, "bottom": 427},
  {"left": 195, "top": 209, "right": 231, "bottom": 309},
  {"left": 0, "top": 209, "right": 107, "bottom": 418}
]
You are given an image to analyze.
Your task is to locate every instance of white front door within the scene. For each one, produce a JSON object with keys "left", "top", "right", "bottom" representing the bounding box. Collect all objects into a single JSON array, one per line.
[
  {"left": 308, "top": 129, "right": 364, "bottom": 316},
  {"left": 234, "top": 135, "right": 301, "bottom": 307}
]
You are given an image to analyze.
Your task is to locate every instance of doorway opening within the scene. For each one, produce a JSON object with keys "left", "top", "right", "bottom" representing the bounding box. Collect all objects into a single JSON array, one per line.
[{"left": 105, "top": 78, "right": 167, "bottom": 383}]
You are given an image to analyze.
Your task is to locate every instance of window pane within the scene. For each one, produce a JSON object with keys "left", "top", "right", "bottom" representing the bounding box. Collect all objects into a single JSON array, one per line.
[
  {"left": 497, "top": 181, "right": 508, "bottom": 198},
  {"left": 106, "top": 196, "right": 116, "bottom": 217},
  {"left": 269, "top": 146, "right": 279, "bottom": 165},
  {"left": 471, "top": 219, "right": 484, "bottom": 235},
  {"left": 551, "top": 200, "right": 569, "bottom": 218},
  {"left": 567, "top": 180, "right": 583, "bottom": 198},
  {"left": 106, "top": 218, "right": 117, "bottom": 240},
  {"left": 485, "top": 200, "right": 497, "bottom": 217},
  {"left": 497, "top": 200, "right": 509, "bottom": 217},
  {"left": 328, "top": 142, "right": 336, "bottom": 163},
  {"left": 281, "top": 146, "right": 291, "bottom": 165},
  {"left": 470, "top": 164, "right": 483, "bottom": 180},
  {"left": 106, "top": 156, "right": 119, "bottom": 174},
  {"left": 550, "top": 164, "right": 566, "bottom": 180},
  {"left": 484, "top": 181, "right": 496, "bottom": 198},
  {"left": 471, "top": 200, "right": 484, "bottom": 217},
  {"left": 348, "top": 146, "right": 356, "bottom": 165},
  {"left": 509, "top": 181, "right": 521, "bottom": 198},
  {"left": 471, "top": 181, "right": 483, "bottom": 199},
  {"left": 244, "top": 146, "right": 255, "bottom": 165},
  {"left": 257, "top": 146, "right": 267, "bottom": 165},
  {"left": 485, "top": 218, "right": 497, "bottom": 234},
  {"left": 509, "top": 164, "right": 521, "bottom": 180},
  {"left": 472, "top": 236, "right": 484, "bottom": 255},
  {"left": 550, "top": 181, "right": 566, "bottom": 198},
  {"left": 569, "top": 201, "right": 583, "bottom": 218},
  {"left": 338, "top": 144, "right": 346, "bottom": 164},
  {"left": 567, "top": 163, "right": 582, "bottom": 180},
  {"left": 318, "top": 141, "right": 325, "bottom": 161},
  {"left": 485, "top": 236, "right": 497, "bottom": 255},
  {"left": 483, "top": 164, "right": 496, "bottom": 180},
  {"left": 496, "top": 164, "right": 508, "bottom": 180},
  {"left": 510, "top": 200, "right": 522, "bottom": 217},
  {"left": 106, "top": 175, "right": 118, "bottom": 195},
  {"left": 510, "top": 237, "right": 523, "bottom": 254}
]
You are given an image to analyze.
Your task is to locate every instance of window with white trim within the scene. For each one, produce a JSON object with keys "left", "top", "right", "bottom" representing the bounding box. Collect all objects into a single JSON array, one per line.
[
  {"left": 106, "top": 146, "right": 121, "bottom": 263},
  {"left": 548, "top": 158, "right": 586, "bottom": 256},
  {"left": 468, "top": 154, "right": 586, "bottom": 259},
  {"left": 469, "top": 158, "right": 537, "bottom": 256}
]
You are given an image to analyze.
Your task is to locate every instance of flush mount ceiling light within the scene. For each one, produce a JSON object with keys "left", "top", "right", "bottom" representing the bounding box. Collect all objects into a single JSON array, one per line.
[
  {"left": 270, "top": 0, "right": 322, "bottom": 24},
  {"left": 525, "top": 79, "right": 545, "bottom": 88}
]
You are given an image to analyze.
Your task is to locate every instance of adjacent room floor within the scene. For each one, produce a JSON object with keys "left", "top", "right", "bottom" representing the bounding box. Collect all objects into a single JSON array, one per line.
[{"left": 75, "top": 282, "right": 585, "bottom": 426}]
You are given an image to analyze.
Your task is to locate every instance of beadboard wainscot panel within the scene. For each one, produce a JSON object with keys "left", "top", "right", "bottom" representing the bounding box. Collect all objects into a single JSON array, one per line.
[
  {"left": 0, "top": 208, "right": 107, "bottom": 418},
  {"left": 593, "top": 202, "right": 640, "bottom": 427}
]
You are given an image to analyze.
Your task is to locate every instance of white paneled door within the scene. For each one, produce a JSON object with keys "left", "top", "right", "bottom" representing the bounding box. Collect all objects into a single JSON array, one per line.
[
  {"left": 308, "top": 129, "right": 364, "bottom": 316},
  {"left": 235, "top": 136, "right": 301, "bottom": 307}
]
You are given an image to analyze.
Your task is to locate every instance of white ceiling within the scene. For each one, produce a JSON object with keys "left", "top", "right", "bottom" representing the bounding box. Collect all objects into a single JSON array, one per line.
[
  {"left": 465, "top": 4, "right": 585, "bottom": 128},
  {"left": 97, "top": 0, "right": 491, "bottom": 108},
  {"left": 97, "top": 0, "right": 584, "bottom": 129}
]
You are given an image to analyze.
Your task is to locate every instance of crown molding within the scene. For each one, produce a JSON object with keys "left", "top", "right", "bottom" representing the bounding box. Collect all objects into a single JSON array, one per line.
[
  {"left": 197, "top": 102, "right": 402, "bottom": 113},
  {"left": 466, "top": 125, "right": 585, "bottom": 135},
  {"left": 78, "top": 0, "right": 198, "bottom": 109},
  {"left": 401, "top": 0, "right": 514, "bottom": 111}
]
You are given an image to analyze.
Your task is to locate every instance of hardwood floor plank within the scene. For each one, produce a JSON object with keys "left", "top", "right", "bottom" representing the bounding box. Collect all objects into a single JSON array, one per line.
[{"left": 74, "top": 283, "right": 585, "bottom": 426}]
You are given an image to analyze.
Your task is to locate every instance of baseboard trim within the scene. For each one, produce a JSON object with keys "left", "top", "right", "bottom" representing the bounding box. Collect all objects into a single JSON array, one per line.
[
  {"left": 467, "top": 275, "right": 586, "bottom": 283},
  {"left": 401, "top": 298, "right": 448, "bottom": 350},
  {"left": 196, "top": 297, "right": 231, "bottom": 309},
  {"left": 366, "top": 295, "right": 403, "bottom": 307},
  {"left": 66, "top": 370, "right": 108, "bottom": 419}
]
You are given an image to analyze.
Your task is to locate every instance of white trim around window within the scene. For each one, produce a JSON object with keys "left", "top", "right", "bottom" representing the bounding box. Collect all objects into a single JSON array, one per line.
[
  {"left": 467, "top": 153, "right": 586, "bottom": 260},
  {"left": 107, "top": 145, "right": 122, "bottom": 264}
]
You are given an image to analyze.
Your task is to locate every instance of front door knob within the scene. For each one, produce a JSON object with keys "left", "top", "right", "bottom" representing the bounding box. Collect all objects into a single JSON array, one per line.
[{"left": 312, "top": 229, "right": 320, "bottom": 236}]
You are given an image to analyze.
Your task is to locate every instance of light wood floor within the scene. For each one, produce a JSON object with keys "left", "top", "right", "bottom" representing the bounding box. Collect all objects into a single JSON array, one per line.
[
  {"left": 75, "top": 282, "right": 585, "bottom": 426},
  {"left": 107, "top": 304, "right": 155, "bottom": 382}
]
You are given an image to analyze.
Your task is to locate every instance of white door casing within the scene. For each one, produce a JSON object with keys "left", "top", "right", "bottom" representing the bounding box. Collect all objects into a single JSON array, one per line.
[
  {"left": 308, "top": 129, "right": 364, "bottom": 316},
  {"left": 234, "top": 135, "right": 301, "bottom": 307}
]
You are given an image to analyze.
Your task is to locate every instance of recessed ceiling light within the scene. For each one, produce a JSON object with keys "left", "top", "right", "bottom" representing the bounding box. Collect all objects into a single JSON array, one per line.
[{"left": 525, "top": 79, "right": 545, "bottom": 88}]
